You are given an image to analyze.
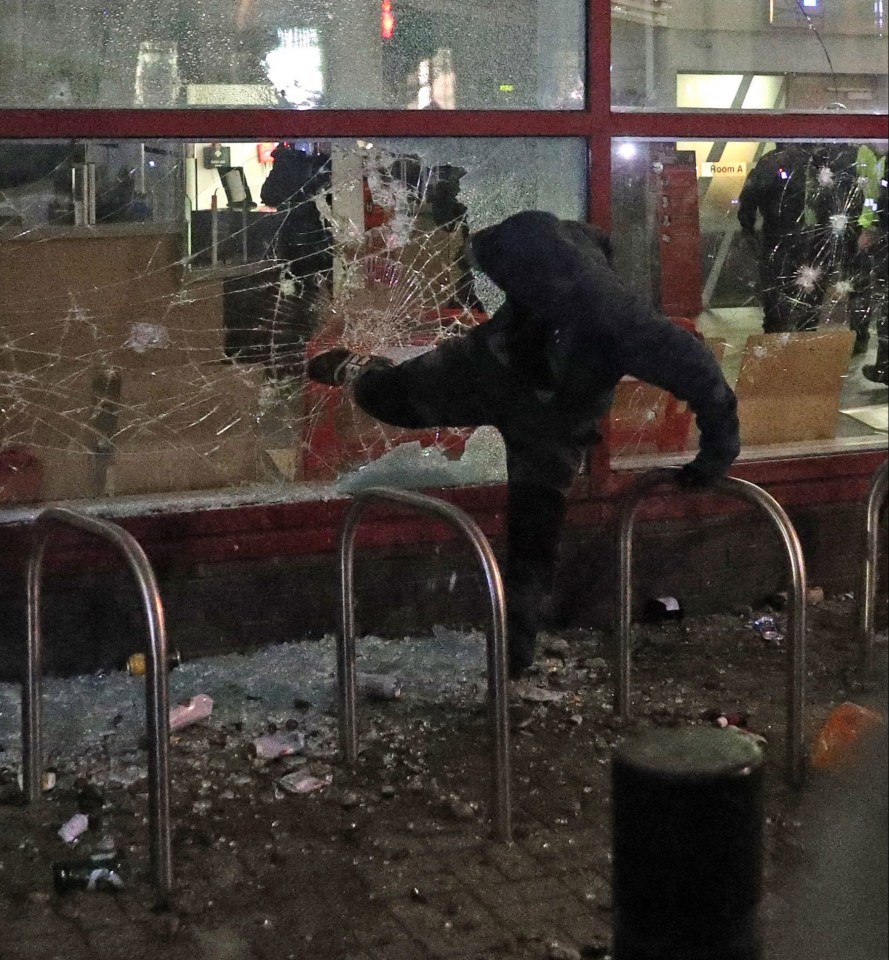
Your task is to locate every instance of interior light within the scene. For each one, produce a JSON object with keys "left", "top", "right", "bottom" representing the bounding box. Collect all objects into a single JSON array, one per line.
[
  {"left": 381, "top": 0, "right": 395, "bottom": 39},
  {"left": 618, "top": 142, "right": 638, "bottom": 159}
]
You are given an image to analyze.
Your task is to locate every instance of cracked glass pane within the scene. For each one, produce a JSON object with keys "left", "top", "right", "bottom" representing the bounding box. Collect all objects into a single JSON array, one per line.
[
  {"left": 0, "top": 0, "right": 585, "bottom": 110},
  {"left": 612, "top": 0, "right": 887, "bottom": 112},
  {"left": 0, "top": 136, "right": 584, "bottom": 506},
  {"left": 610, "top": 137, "right": 888, "bottom": 466}
]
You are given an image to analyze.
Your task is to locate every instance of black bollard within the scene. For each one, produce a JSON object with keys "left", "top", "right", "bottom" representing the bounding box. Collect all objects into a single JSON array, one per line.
[{"left": 611, "top": 726, "right": 764, "bottom": 960}]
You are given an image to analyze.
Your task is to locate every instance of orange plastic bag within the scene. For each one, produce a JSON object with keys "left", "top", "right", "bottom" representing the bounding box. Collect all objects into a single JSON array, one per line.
[{"left": 810, "top": 702, "right": 885, "bottom": 771}]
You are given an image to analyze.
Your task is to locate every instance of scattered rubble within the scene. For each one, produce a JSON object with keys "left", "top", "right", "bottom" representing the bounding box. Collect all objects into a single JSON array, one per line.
[{"left": 0, "top": 599, "right": 884, "bottom": 958}]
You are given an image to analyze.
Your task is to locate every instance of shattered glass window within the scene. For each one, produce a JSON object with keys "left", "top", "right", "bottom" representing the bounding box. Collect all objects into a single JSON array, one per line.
[
  {"left": 0, "top": 0, "right": 585, "bottom": 110},
  {"left": 610, "top": 137, "right": 889, "bottom": 466},
  {"left": 612, "top": 0, "right": 888, "bottom": 112},
  {"left": 0, "top": 137, "right": 585, "bottom": 505}
]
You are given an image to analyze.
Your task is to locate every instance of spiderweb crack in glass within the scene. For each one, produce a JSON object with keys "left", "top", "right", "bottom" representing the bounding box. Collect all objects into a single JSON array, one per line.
[{"left": 0, "top": 140, "right": 529, "bottom": 500}]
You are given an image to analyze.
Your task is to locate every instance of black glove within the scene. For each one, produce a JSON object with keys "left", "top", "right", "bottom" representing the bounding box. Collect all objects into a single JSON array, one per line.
[{"left": 676, "top": 459, "right": 723, "bottom": 489}]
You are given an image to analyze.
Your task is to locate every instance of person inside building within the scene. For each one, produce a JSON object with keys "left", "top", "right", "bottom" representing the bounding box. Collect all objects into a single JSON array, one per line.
[
  {"left": 260, "top": 142, "right": 333, "bottom": 290},
  {"left": 852, "top": 149, "right": 888, "bottom": 384},
  {"left": 737, "top": 142, "right": 824, "bottom": 333},
  {"left": 306, "top": 210, "right": 741, "bottom": 678}
]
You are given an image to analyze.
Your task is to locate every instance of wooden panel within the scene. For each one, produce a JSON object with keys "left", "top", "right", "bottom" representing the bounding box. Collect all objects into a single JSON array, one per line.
[{"left": 735, "top": 330, "right": 855, "bottom": 446}]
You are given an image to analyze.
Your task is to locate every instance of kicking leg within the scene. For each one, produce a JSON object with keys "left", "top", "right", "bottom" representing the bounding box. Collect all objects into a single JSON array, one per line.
[{"left": 308, "top": 335, "right": 493, "bottom": 430}]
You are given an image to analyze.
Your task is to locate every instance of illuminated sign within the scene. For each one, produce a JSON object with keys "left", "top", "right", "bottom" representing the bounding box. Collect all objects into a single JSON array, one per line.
[{"left": 701, "top": 161, "right": 748, "bottom": 176}]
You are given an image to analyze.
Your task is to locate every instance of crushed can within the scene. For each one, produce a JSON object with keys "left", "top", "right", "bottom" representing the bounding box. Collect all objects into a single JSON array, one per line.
[{"left": 53, "top": 852, "right": 124, "bottom": 893}]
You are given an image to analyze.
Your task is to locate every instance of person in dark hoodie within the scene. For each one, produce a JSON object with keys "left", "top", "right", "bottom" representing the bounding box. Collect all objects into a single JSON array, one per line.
[
  {"left": 737, "top": 142, "right": 823, "bottom": 333},
  {"left": 307, "top": 210, "right": 741, "bottom": 678}
]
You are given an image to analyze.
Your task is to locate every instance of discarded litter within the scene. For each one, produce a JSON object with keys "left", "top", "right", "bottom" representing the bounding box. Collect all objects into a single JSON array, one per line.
[
  {"left": 169, "top": 694, "right": 214, "bottom": 732},
  {"left": 644, "top": 596, "right": 683, "bottom": 622},
  {"left": 810, "top": 702, "right": 885, "bottom": 771},
  {"left": 703, "top": 709, "right": 750, "bottom": 729},
  {"left": 252, "top": 731, "right": 305, "bottom": 760},
  {"left": 53, "top": 852, "right": 125, "bottom": 893},
  {"left": 703, "top": 709, "right": 767, "bottom": 747},
  {"left": 58, "top": 813, "right": 90, "bottom": 845},
  {"left": 752, "top": 616, "right": 783, "bottom": 644},
  {"left": 357, "top": 673, "right": 402, "bottom": 701},
  {"left": 277, "top": 770, "right": 332, "bottom": 795},
  {"left": 806, "top": 586, "right": 824, "bottom": 606},
  {"left": 0, "top": 767, "right": 55, "bottom": 804},
  {"left": 125, "top": 649, "right": 182, "bottom": 677},
  {"left": 511, "top": 682, "right": 566, "bottom": 703}
]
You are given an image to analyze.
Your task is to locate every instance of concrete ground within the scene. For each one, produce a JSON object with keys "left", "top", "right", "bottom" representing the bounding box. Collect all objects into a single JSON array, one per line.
[{"left": 0, "top": 595, "right": 886, "bottom": 960}]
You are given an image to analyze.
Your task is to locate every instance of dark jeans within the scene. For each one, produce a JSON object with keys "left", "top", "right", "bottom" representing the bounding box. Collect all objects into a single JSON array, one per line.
[{"left": 352, "top": 328, "right": 583, "bottom": 676}]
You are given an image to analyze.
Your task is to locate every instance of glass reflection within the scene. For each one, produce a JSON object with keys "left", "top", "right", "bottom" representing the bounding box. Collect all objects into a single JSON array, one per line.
[
  {"left": 612, "top": 0, "right": 888, "bottom": 112},
  {"left": 611, "top": 138, "right": 888, "bottom": 464},
  {"left": 0, "top": 136, "right": 584, "bottom": 504},
  {"left": 0, "top": 1, "right": 585, "bottom": 110}
]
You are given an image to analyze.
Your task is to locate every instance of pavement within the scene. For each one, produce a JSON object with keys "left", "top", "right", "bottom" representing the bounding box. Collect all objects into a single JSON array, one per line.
[{"left": 0, "top": 602, "right": 886, "bottom": 960}]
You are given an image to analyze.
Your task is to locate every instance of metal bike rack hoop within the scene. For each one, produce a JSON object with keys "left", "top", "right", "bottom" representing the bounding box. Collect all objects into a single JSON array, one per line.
[
  {"left": 24, "top": 507, "right": 173, "bottom": 902},
  {"left": 338, "top": 486, "right": 511, "bottom": 843},
  {"left": 615, "top": 469, "right": 808, "bottom": 787},
  {"left": 858, "top": 459, "right": 888, "bottom": 676}
]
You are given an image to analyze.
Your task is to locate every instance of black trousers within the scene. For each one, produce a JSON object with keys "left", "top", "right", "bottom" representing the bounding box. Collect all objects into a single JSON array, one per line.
[
  {"left": 758, "top": 232, "right": 824, "bottom": 333},
  {"left": 352, "top": 327, "right": 583, "bottom": 676}
]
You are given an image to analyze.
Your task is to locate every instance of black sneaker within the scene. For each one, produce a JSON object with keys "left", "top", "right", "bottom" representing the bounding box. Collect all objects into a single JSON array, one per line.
[
  {"left": 862, "top": 363, "right": 889, "bottom": 385},
  {"left": 306, "top": 348, "right": 386, "bottom": 386}
]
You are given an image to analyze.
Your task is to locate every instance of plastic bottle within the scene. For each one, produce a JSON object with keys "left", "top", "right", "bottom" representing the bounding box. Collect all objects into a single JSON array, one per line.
[{"left": 810, "top": 702, "right": 884, "bottom": 771}]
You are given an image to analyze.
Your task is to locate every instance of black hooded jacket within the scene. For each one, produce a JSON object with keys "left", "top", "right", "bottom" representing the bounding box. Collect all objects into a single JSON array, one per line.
[
  {"left": 469, "top": 210, "right": 741, "bottom": 477},
  {"left": 737, "top": 144, "right": 811, "bottom": 242}
]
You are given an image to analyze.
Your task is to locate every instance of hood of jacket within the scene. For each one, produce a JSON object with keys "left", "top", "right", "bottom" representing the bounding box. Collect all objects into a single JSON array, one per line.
[{"left": 469, "top": 211, "right": 612, "bottom": 308}]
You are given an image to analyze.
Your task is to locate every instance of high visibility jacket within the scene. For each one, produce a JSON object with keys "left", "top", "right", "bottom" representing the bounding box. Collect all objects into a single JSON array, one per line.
[{"left": 853, "top": 145, "right": 886, "bottom": 230}]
